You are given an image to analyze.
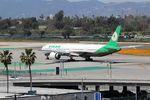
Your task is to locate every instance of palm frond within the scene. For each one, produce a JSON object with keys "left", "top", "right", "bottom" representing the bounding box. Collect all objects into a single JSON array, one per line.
[
  {"left": 0, "top": 50, "right": 13, "bottom": 66},
  {"left": 20, "top": 49, "right": 36, "bottom": 66}
]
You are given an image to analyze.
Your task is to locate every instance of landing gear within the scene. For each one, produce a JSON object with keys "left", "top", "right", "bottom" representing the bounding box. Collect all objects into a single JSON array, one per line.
[
  {"left": 45, "top": 53, "right": 50, "bottom": 60},
  {"left": 46, "top": 56, "right": 49, "bottom": 60},
  {"left": 85, "top": 57, "right": 93, "bottom": 61},
  {"left": 68, "top": 56, "right": 75, "bottom": 61}
]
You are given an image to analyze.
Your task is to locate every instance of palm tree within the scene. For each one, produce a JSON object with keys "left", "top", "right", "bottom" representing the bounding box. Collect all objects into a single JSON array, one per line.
[
  {"left": 20, "top": 49, "right": 36, "bottom": 91},
  {"left": 0, "top": 50, "right": 12, "bottom": 93}
]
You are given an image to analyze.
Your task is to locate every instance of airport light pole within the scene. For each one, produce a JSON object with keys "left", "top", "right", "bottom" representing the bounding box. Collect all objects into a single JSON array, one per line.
[
  {"left": 109, "top": 61, "right": 112, "bottom": 79},
  {"left": 60, "top": 60, "right": 64, "bottom": 77},
  {"left": 19, "top": 62, "right": 21, "bottom": 72},
  {"left": 106, "top": 61, "right": 112, "bottom": 80},
  {"left": 62, "top": 60, "right": 64, "bottom": 75},
  {"left": 14, "top": 62, "right": 16, "bottom": 78},
  {"left": 107, "top": 62, "right": 109, "bottom": 78},
  {"left": 60, "top": 60, "right": 62, "bottom": 77}
]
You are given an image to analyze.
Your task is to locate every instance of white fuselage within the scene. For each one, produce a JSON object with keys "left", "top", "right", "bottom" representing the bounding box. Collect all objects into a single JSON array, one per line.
[{"left": 42, "top": 43, "right": 105, "bottom": 53}]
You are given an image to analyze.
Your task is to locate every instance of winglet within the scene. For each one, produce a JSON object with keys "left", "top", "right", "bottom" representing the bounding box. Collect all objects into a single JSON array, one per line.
[{"left": 107, "top": 25, "right": 121, "bottom": 47}]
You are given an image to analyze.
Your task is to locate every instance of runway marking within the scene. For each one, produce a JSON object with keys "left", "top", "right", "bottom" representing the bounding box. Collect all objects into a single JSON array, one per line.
[
  {"left": 138, "top": 64, "right": 147, "bottom": 70},
  {"left": 0, "top": 67, "right": 118, "bottom": 74},
  {"left": 0, "top": 48, "right": 15, "bottom": 50}
]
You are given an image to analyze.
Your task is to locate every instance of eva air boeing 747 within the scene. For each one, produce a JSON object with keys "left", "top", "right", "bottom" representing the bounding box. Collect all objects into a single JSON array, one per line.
[{"left": 41, "top": 25, "right": 125, "bottom": 61}]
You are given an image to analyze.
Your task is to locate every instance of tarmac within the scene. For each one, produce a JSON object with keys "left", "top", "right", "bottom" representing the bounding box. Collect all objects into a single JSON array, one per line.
[{"left": 0, "top": 41, "right": 150, "bottom": 94}]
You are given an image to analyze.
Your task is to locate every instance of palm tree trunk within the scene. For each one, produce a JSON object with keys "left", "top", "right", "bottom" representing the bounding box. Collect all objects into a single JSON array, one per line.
[
  {"left": 6, "top": 65, "right": 9, "bottom": 93},
  {"left": 29, "top": 64, "right": 32, "bottom": 91}
]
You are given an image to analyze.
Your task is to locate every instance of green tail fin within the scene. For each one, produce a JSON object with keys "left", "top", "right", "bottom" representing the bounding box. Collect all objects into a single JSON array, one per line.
[{"left": 107, "top": 25, "right": 121, "bottom": 46}]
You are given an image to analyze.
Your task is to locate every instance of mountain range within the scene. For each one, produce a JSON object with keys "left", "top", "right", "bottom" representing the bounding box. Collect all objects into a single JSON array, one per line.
[{"left": 0, "top": 0, "right": 150, "bottom": 18}]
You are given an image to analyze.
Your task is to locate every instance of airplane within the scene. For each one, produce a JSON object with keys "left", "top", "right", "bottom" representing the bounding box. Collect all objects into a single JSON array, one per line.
[{"left": 41, "top": 25, "right": 129, "bottom": 61}]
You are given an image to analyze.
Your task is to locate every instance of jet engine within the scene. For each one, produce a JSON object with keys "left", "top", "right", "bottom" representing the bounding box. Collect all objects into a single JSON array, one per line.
[{"left": 48, "top": 52, "right": 61, "bottom": 60}]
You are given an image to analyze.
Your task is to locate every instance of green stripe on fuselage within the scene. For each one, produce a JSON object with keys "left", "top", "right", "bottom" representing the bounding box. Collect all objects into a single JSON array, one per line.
[
  {"left": 94, "top": 45, "right": 121, "bottom": 56},
  {"left": 72, "top": 45, "right": 121, "bottom": 57}
]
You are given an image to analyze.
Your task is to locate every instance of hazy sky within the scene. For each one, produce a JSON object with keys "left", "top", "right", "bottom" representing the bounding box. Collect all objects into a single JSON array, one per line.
[{"left": 68, "top": 0, "right": 150, "bottom": 3}]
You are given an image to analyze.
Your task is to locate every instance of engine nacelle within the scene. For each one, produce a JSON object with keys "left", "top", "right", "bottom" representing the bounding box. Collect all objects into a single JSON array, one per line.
[{"left": 48, "top": 52, "right": 61, "bottom": 60}]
